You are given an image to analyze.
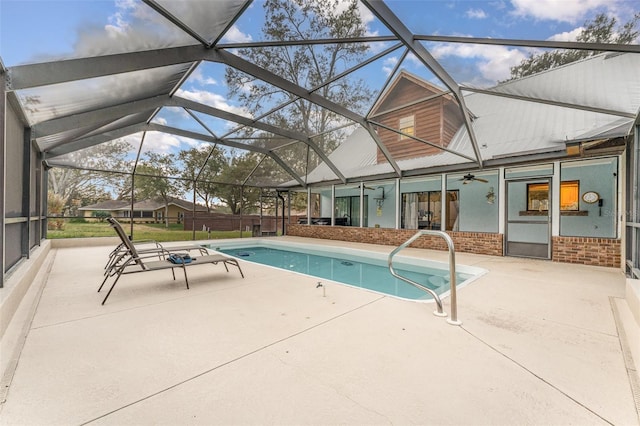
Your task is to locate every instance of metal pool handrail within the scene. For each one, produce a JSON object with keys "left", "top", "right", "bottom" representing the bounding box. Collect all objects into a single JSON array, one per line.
[{"left": 387, "top": 230, "right": 461, "bottom": 326}]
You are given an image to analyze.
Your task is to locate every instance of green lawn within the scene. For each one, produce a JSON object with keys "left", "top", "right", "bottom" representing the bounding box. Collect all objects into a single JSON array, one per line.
[{"left": 47, "top": 221, "right": 243, "bottom": 241}]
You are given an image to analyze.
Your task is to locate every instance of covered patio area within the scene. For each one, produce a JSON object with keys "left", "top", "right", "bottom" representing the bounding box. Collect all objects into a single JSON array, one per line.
[{"left": 1, "top": 237, "right": 638, "bottom": 425}]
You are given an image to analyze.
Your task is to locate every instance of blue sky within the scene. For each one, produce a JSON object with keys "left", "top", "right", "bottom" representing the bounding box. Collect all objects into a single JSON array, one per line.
[
  {"left": 1, "top": 0, "right": 638, "bottom": 165},
  {"left": 3, "top": 0, "right": 638, "bottom": 70}
]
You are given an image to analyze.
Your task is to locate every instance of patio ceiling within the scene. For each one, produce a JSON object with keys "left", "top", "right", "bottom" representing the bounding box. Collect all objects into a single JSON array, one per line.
[{"left": 3, "top": 0, "right": 640, "bottom": 189}]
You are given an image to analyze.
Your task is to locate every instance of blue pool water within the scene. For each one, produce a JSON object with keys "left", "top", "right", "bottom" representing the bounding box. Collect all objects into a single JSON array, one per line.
[{"left": 215, "top": 245, "right": 472, "bottom": 301}]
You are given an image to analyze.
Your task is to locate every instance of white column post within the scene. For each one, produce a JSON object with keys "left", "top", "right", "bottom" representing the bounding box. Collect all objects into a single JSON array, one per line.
[
  {"left": 331, "top": 184, "right": 335, "bottom": 226},
  {"left": 360, "top": 182, "right": 364, "bottom": 228},
  {"left": 498, "top": 167, "right": 505, "bottom": 234},
  {"left": 307, "top": 187, "right": 312, "bottom": 225},
  {"left": 552, "top": 161, "right": 560, "bottom": 236},
  {"left": 617, "top": 156, "right": 623, "bottom": 240},
  {"left": 441, "top": 174, "right": 447, "bottom": 231},
  {"left": 395, "top": 177, "right": 401, "bottom": 229}
]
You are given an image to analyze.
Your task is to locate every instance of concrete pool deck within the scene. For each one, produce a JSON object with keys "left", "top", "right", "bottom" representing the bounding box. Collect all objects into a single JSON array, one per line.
[{"left": 1, "top": 236, "right": 639, "bottom": 425}]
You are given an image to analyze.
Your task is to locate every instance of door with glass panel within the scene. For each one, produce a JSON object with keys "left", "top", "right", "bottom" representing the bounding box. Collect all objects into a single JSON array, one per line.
[
  {"left": 506, "top": 179, "right": 551, "bottom": 259},
  {"left": 401, "top": 192, "right": 442, "bottom": 229},
  {"left": 335, "top": 196, "right": 367, "bottom": 227}
]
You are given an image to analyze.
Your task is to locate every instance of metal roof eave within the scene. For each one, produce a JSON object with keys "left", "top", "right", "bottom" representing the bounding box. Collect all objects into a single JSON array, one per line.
[
  {"left": 462, "top": 86, "right": 636, "bottom": 119},
  {"left": 413, "top": 34, "right": 640, "bottom": 54},
  {"left": 282, "top": 146, "right": 591, "bottom": 191}
]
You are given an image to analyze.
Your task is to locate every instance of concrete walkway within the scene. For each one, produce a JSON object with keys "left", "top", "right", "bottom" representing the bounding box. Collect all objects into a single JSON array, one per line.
[{"left": 1, "top": 236, "right": 639, "bottom": 425}]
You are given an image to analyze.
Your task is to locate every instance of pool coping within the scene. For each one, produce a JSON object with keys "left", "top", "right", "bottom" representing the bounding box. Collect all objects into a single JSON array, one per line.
[{"left": 204, "top": 237, "right": 488, "bottom": 303}]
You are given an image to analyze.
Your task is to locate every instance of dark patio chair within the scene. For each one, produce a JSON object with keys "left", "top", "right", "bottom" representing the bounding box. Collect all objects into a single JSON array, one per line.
[
  {"left": 104, "top": 218, "right": 208, "bottom": 271},
  {"left": 99, "top": 218, "right": 244, "bottom": 305}
]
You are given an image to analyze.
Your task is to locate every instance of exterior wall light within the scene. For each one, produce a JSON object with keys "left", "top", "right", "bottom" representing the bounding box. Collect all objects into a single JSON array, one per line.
[{"left": 486, "top": 187, "right": 496, "bottom": 204}]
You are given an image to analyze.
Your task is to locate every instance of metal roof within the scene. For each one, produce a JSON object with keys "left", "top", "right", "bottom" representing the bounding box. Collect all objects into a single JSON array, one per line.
[
  {"left": 3, "top": 0, "right": 639, "bottom": 190},
  {"left": 301, "top": 52, "right": 640, "bottom": 185}
]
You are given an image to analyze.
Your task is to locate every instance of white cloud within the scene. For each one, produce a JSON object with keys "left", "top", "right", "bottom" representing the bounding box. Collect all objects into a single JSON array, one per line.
[
  {"left": 357, "top": 2, "right": 379, "bottom": 37},
  {"left": 405, "top": 52, "right": 423, "bottom": 67},
  {"left": 431, "top": 43, "right": 527, "bottom": 84},
  {"left": 367, "top": 40, "right": 392, "bottom": 54},
  {"left": 466, "top": 8, "right": 488, "bottom": 19},
  {"left": 547, "top": 27, "right": 583, "bottom": 41},
  {"left": 140, "top": 132, "right": 183, "bottom": 155},
  {"left": 105, "top": 16, "right": 128, "bottom": 36},
  {"left": 334, "top": 0, "right": 375, "bottom": 25},
  {"left": 334, "top": 0, "right": 378, "bottom": 37},
  {"left": 76, "top": 0, "right": 192, "bottom": 58},
  {"left": 176, "top": 89, "right": 253, "bottom": 119},
  {"left": 190, "top": 68, "right": 218, "bottom": 86},
  {"left": 104, "top": 0, "right": 134, "bottom": 37},
  {"left": 510, "top": 0, "right": 612, "bottom": 23},
  {"left": 476, "top": 47, "right": 528, "bottom": 82},
  {"left": 221, "top": 25, "right": 253, "bottom": 43},
  {"left": 382, "top": 56, "right": 398, "bottom": 76}
]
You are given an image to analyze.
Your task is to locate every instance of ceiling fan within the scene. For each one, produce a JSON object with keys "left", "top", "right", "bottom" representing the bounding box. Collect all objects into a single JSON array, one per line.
[{"left": 459, "top": 173, "right": 488, "bottom": 184}]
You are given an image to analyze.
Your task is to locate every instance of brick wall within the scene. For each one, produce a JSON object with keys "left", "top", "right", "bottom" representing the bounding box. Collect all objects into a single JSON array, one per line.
[
  {"left": 288, "top": 226, "right": 622, "bottom": 268},
  {"left": 552, "top": 236, "right": 621, "bottom": 268},
  {"left": 287, "top": 225, "right": 504, "bottom": 256}
]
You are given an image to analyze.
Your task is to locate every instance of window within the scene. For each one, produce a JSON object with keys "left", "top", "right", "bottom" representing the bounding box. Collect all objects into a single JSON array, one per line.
[
  {"left": 560, "top": 181, "right": 579, "bottom": 210},
  {"left": 399, "top": 115, "right": 415, "bottom": 139},
  {"left": 527, "top": 181, "right": 579, "bottom": 211},
  {"left": 401, "top": 190, "right": 458, "bottom": 230},
  {"left": 527, "top": 183, "right": 549, "bottom": 211},
  {"left": 335, "top": 196, "right": 368, "bottom": 227},
  {"left": 401, "top": 191, "right": 441, "bottom": 229}
]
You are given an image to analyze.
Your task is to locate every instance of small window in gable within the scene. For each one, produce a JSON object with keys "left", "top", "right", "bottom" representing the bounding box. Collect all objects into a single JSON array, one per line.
[{"left": 399, "top": 115, "right": 415, "bottom": 139}]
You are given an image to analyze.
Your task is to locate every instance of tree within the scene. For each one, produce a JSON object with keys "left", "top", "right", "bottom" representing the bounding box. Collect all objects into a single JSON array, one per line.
[
  {"left": 215, "top": 154, "right": 262, "bottom": 215},
  {"left": 178, "top": 146, "right": 226, "bottom": 212},
  {"left": 506, "top": 12, "right": 640, "bottom": 81},
  {"left": 224, "top": 0, "right": 374, "bottom": 179},
  {"left": 135, "top": 152, "right": 180, "bottom": 227},
  {"left": 48, "top": 140, "right": 131, "bottom": 212}
]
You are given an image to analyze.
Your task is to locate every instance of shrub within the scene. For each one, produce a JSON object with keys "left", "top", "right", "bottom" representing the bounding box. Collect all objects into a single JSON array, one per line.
[
  {"left": 92, "top": 210, "right": 110, "bottom": 222},
  {"left": 47, "top": 193, "right": 65, "bottom": 230}
]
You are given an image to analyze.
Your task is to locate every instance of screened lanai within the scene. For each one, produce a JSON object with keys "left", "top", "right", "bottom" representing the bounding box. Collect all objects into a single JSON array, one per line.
[
  {"left": 3, "top": 2, "right": 640, "bottom": 424},
  {"left": 2, "top": 0, "right": 640, "bottom": 285}
]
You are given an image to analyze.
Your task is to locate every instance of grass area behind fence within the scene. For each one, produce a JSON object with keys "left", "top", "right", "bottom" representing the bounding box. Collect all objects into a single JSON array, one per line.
[{"left": 47, "top": 221, "right": 243, "bottom": 241}]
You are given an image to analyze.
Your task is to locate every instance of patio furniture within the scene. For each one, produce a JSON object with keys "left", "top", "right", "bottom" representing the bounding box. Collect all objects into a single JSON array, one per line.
[
  {"left": 98, "top": 218, "right": 244, "bottom": 305},
  {"left": 104, "top": 218, "right": 208, "bottom": 271}
]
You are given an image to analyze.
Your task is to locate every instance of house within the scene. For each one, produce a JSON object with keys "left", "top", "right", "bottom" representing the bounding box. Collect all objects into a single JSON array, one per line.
[
  {"left": 369, "top": 70, "right": 465, "bottom": 162},
  {"left": 79, "top": 197, "right": 209, "bottom": 224},
  {"left": 289, "top": 53, "right": 639, "bottom": 268}
]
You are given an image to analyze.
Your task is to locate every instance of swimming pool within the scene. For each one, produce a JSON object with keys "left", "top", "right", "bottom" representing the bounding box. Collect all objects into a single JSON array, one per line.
[{"left": 205, "top": 239, "right": 486, "bottom": 302}]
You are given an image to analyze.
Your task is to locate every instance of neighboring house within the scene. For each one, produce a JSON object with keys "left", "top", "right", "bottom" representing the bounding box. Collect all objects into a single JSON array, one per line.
[
  {"left": 292, "top": 53, "right": 639, "bottom": 267},
  {"left": 79, "top": 197, "right": 209, "bottom": 224}
]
